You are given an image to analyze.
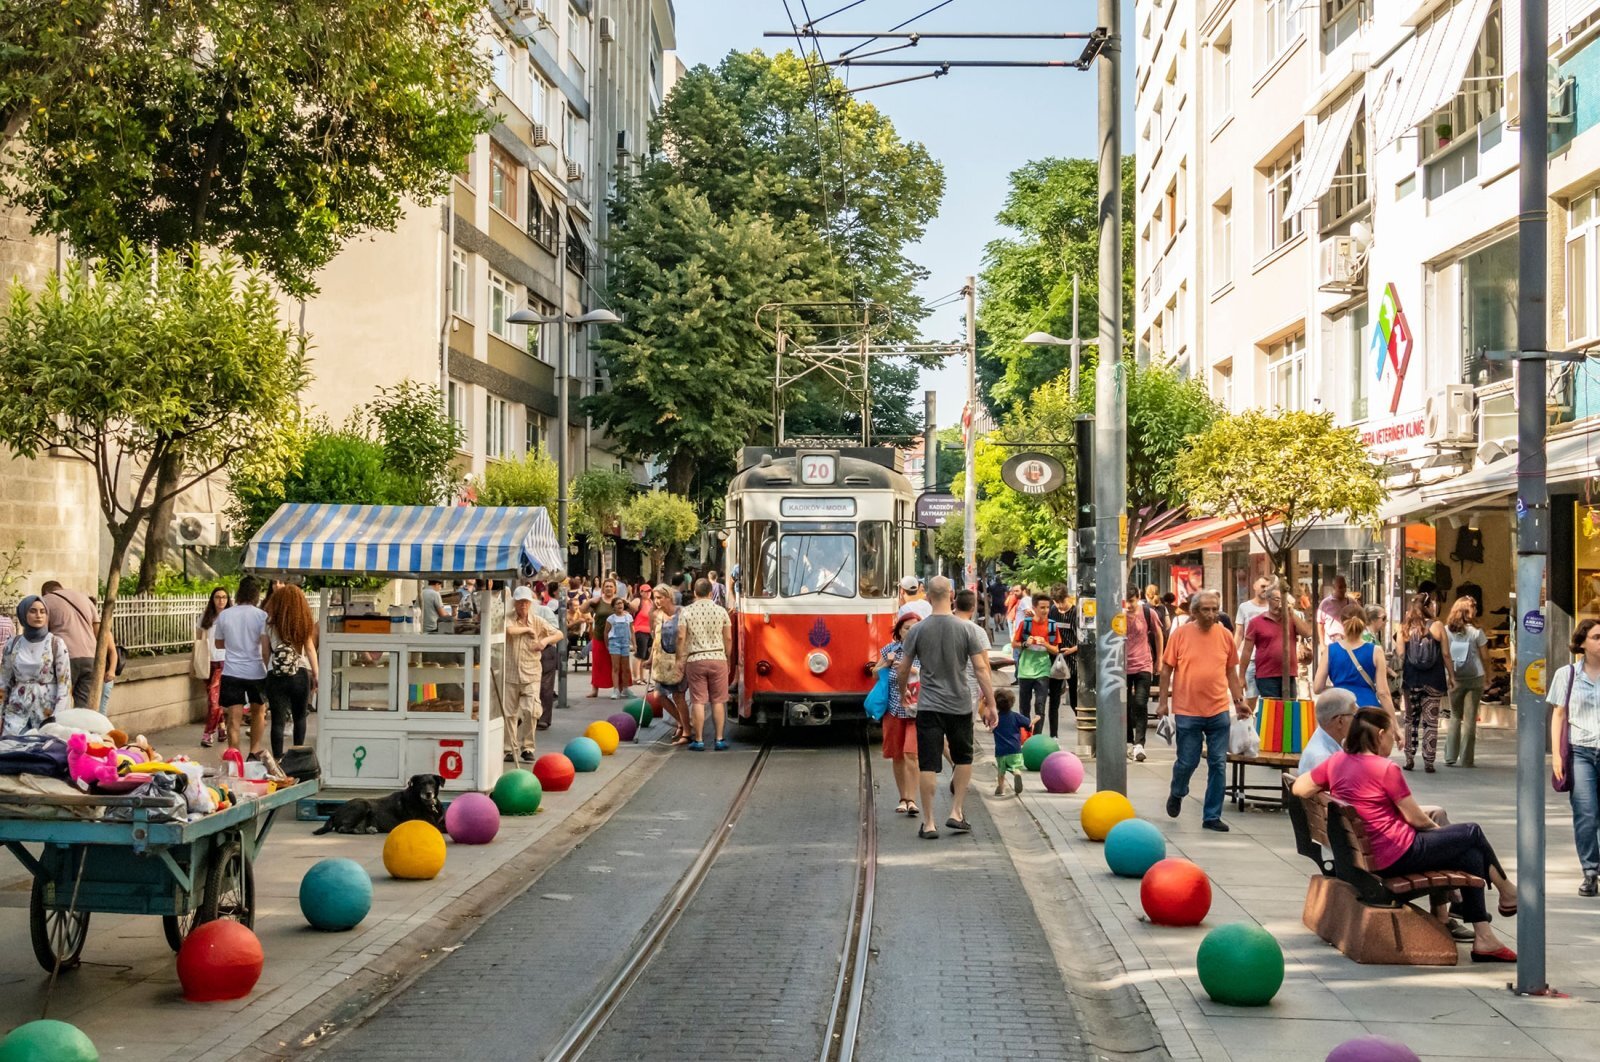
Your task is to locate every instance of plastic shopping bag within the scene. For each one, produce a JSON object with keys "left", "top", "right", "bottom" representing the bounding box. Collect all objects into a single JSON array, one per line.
[
  {"left": 1230, "top": 716, "right": 1261, "bottom": 757},
  {"left": 864, "top": 667, "right": 892, "bottom": 722},
  {"left": 1155, "top": 713, "right": 1176, "bottom": 747}
]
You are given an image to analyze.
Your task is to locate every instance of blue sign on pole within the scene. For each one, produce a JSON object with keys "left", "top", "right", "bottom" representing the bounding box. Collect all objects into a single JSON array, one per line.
[{"left": 1524, "top": 610, "right": 1545, "bottom": 635}]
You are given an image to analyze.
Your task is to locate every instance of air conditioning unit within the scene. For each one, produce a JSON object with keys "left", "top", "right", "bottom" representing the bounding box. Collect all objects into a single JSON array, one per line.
[
  {"left": 1424, "top": 384, "right": 1476, "bottom": 448},
  {"left": 531, "top": 122, "right": 550, "bottom": 147},
  {"left": 566, "top": 160, "right": 584, "bottom": 183},
  {"left": 1319, "top": 236, "right": 1365, "bottom": 293},
  {"left": 513, "top": 0, "right": 536, "bottom": 16},
  {"left": 173, "top": 512, "right": 220, "bottom": 548},
  {"left": 1506, "top": 64, "right": 1575, "bottom": 128},
  {"left": 598, "top": 16, "right": 616, "bottom": 43}
]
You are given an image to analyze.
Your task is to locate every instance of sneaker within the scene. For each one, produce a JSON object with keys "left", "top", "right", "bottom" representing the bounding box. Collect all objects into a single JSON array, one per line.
[
  {"left": 1126, "top": 746, "right": 1134, "bottom": 761},
  {"left": 519, "top": 750, "right": 536, "bottom": 762},
  {"left": 504, "top": 753, "right": 516, "bottom": 763},
  {"left": 1202, "top": 819, "right": 1230, "bottom": 833},
  {"left": 607, "top": 690, "right": 617, "bottom": 700},
  {"left": 1581, "top": 874, "right": 1599, "bottom": 898},
  {"left": 1166, "top": 795, "right": 1182, "bottom": 818},
  {"left": 714, "top": 739, "right": 729, "bottom": 751},
  {"left": 1133, "top": 744, "right": 1147, "bottom": 762},
  {"left": 1012, "top": 771, "right": 1023, "bottom": 795},
  {"left": 200, "top": 732, "right": 215, "bottom": 748},
  {"left": 688, "top": 740, "right": 705, "bottom": 751}
]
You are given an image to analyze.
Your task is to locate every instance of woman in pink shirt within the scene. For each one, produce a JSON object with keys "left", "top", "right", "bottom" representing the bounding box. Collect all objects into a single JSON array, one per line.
[{"left": 1293, "top": 708, "right": 1519, "bottom": 962}]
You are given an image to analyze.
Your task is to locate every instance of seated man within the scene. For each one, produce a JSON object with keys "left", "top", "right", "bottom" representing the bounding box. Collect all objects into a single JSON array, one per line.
[{"left": 1299, "top": 688, "right": 1358, "bottom": 773}]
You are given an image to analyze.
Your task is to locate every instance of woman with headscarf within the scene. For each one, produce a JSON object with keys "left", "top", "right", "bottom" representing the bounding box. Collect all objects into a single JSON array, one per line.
[{"left": 0, "top": 596, "right": 74, "bottom": 735}]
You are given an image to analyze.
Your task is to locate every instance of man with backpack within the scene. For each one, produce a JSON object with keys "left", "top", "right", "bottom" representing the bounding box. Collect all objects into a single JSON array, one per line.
[
  {"left": 1011, "top": 597, "right": 1063, "bottom": 734},
  {"left": 1123, "top": 589, "right": 1166, "bottom": 762}
]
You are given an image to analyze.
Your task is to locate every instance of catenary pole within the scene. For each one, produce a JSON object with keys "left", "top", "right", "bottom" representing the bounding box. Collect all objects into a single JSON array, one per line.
[
  {"left": 1514, "top": 0, "right": 1549, "bottom": 997},
  {"left": 963, "top": 277, "right": 978, "bottom": 592},
  {"left": 1094, "top": 0, "right": 1126, "bottom": 792},
  {"left": 556, "top": 222, "right": 571, "bottom": 714}
]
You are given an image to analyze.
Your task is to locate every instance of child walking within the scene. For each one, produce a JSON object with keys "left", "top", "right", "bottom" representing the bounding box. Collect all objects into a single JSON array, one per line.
[
  {"left": 605, "top": 597, "right": 635, "bottom": 699},
  {"left": 991, "top": 687, "right": 1029, "bottom": 796}
]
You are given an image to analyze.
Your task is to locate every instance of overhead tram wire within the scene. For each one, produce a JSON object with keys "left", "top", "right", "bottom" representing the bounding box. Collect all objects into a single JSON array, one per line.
[
  {"left": 836, "top": 0, "right": 957, "bottom": 59},
  {"left": 804, "top": 0, "right": 874, "bottom": 26},
  {"left": 782, "top": 0, "right": 838, "bottom": 243}
]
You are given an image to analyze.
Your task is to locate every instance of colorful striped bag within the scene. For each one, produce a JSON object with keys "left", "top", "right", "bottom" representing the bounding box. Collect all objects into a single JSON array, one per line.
[{"left": 1255, "top": 697, "right": 1317, "bottom": 754}]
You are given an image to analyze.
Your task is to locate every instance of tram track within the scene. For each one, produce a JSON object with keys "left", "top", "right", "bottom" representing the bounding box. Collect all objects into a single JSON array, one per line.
[{"left": 544, "top": 732, "right": 878, "bottom": 1062}]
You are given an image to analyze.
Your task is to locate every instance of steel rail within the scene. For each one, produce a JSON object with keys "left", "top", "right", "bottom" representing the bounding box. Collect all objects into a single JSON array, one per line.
[{"left": 820, "top": 733, "right": 877, "bottom": 1062}]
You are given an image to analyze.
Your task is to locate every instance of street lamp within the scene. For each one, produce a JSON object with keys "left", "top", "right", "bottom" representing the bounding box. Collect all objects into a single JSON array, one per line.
[
  {"left": 1022, "top": 275, "right": 1099, "bottom": 399},
  {"left": 507, "top": 304, "right": 622, "bottom": 713}
]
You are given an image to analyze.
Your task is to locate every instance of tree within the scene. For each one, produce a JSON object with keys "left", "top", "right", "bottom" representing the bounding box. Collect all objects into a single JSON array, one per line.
[
  {"left": 0, "top": 245, "right": 308, "bottom": 692},
  {"left": 570, "top": 468, "right": 635, "bottom": 549},
  {"left": 227, "top": 423, "right": 409, "bottom": 541},
  {"left": 621, "top": 491, "right": 699, "bottom": 581},
  {"left": 477, "top": 449, "right": 559, "bottom": 509},
  {"left": 1176, "top": 409, "right": 1386, "bottom": 679},
  {"left": 975, "top": 156, "right": 1136, "bottom": 418},
  {"left": 1119, "top": 361, "right": 1223, "bottom": 561},
  {"left": 363, "top": 380, "right": 465, "bottom": 504}
]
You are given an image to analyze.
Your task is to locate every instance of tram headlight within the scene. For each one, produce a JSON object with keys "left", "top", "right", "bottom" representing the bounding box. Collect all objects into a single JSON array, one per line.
[{"left": 806, "top": 651, "right": 830, "bottom": 675}]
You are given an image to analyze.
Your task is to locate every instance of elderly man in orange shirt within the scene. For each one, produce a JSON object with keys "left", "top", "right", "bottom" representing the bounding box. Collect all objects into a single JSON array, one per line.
[{"left": 1157, "top": 588, "right": 1250, "bottom": 832}]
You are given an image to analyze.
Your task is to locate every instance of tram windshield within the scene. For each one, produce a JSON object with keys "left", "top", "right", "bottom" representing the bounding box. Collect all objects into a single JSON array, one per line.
[{"left": 780, "top": 534, "right": 856, "bottom": 597}]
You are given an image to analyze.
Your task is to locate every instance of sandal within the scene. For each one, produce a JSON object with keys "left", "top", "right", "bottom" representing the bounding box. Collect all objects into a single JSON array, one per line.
[
  {"left": 905, "top": 802, "right": 919, "bottom": 816},
  {"left": 1498, "top": 901, "right": 1518, "bottom": 917},
  {"left": 945, "top": 817, "right": 972, "bottom": 833},
  {"left": 895, "top": 799, "right": 911, "bottom": 814}
]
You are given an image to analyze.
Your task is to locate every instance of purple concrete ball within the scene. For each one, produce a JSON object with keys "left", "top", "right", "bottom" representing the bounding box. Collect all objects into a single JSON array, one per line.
[
  {"left": 1040, "top": 750, "right": 1085, "bottom": 794},
  {"left": 1326, "top": 1036, "right": 1422, "bottom": 1062},
  {"left": 444, "top": 791, "right": 501, "bottom": 844},
  {"left": 607, "top": 711, "right": 639, "bottom": 742}
]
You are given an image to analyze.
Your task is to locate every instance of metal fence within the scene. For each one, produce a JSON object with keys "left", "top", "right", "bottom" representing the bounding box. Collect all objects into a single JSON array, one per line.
[{"left": 113, "top": 594, "right": 212, "bottom": 655}]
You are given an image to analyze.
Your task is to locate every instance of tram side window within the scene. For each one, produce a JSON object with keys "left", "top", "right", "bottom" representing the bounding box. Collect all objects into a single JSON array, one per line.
[
  {"left": 743, "top": 520, "right": 778, "bottom": 598},
  {"left": 858, "top": 521, "right": 894, "bottom": 598},
  {"left": 780, "top": 535, "right": 856, "bottom": 598}
]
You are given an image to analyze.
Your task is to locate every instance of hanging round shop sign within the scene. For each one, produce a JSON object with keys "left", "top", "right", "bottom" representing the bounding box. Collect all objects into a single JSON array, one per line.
[{"left": 1001, "top": 452, "right": 1067, "bottom": 496}]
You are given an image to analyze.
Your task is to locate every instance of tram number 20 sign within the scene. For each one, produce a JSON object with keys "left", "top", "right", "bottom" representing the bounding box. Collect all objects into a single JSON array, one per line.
[
  {"left": 798, "top": 453, "right": 837, "bottom": 485},
  {"left": 1000, "top": 452, "right": 1066, "bottom": 496}
]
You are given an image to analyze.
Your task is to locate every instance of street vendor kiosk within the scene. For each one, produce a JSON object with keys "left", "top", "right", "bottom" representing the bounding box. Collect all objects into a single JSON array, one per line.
[{"left": 244, "top": 503, "right": 564, "bottom": 793}]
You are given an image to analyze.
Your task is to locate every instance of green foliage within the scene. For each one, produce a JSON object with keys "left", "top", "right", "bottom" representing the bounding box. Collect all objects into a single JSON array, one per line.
[
  {"left": 362, "top": 380, "right": 465, "bottom": 504},
  {"left": 932, "top": 518, "right": 965, "bottom": 563},
  {"left": 0, "top": 539, "right": 28, "bottom": 599},
  {"left": 1003, "top": 545, "right": 1071, "bottom": 593},
  {"left": 0, "top": 0, "right": 491, "bottom": 296},
  {"left": 570, "top": 468, "right": 636, "bottom": 544},
  {"left": 976, "top": 156, "right": 1136, "bottom": 418},
  {"left": 116, "top": 568, "right": 241, "bottom": 600},
  {"left": 478, "top": 449, "right": 559, "bottom": 509},
  {"left": 228, "top": 425, "right": 409, "bottom": 539},
  {"left": 592, "top": 49, "right": 945, "bottom": 494},
  {"left": 1176, "top": 409, "right": 1387, "bottom": 571},
  {"left": 621, "top": 491, "right": 699, "bottom": 579}
]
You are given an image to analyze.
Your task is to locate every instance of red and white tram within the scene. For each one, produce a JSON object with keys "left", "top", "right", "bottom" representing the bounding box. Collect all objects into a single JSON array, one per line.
[{"left": 726, "top": 448, "right": 917, "bottom": 726}]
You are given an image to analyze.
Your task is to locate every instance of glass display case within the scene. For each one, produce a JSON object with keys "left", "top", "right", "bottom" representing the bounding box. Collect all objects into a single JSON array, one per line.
[{"left": 330, "top": 649, "right": 399, "bottom": 713}]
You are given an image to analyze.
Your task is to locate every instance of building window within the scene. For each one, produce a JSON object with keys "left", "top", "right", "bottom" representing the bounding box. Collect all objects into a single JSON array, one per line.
[
  {"left": 485, "top": 395, "right": 510, "bottom": 460},
  {"left": 525, "top": 410, "right": 547, "bottom": 455},
  {"left": 1164, "top": 180, "right": 1178, "bottom": 245},
  {"left": 1264, "top": 0, "right": 1304, "bottom": 64},
  {"left": 1462, "top": 235, "right": 1517, "bottom": 388},
  {"left": 450, "top": 249, "right": 471, "bottom": 320},
  {"left": 1213, "top": 361, "right": 1234, "bottom": 410},
  {"left": 1211, "top": 30, "right": 1232, "bottom": 122},
  {"left": 490, "top": 143, "right": 518, "bottom": 219},
  {"left": 1212, "top": 197, "right": 1233, "bottom": 288},
  {"left": 1322, "top": 0, "right": 1363, "bottom": 53},
  {"left": 447, "top": 380, "right": 469, "bottom": 447},
  {"left": 1320, "top": 100, "right": 1369, "bottom": 230},
  {"left": 488, "top": 270, "right": 516, "bottom": 340},
  {"left": 1569, "top": 190, "right": 1599, "bottom": 346},
  {"left": 525, "top": 298, "right": 552, "bottom": 362},
  {"left": 1264, "top": 142, "right": 1304, "bottom": 252},
  {"left": 1267, "top": 332, "right": 1308, "bottom": 411},
  {"left": 1338, "top": 305, "right": 1371, "bottom": 421},
  {"left": 1421, "top": 4, "right": 1503, "bottom": 163},
  {"left": 491, "top": 39, "right": 511, "bottom": 97},
  {"left": 567, "top": 6, "right": 589, "bottom": 85},
  {"left": 528, "top": 188, "right": 556, "bottom": 249},
  {"left": 532, "top": 70, "right": 550, "bottom": 129}
]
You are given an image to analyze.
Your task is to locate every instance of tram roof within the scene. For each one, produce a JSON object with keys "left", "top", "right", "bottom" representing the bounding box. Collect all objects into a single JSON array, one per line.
[{"left": 729, "top": 449, "right": 908, "bottom": 493}]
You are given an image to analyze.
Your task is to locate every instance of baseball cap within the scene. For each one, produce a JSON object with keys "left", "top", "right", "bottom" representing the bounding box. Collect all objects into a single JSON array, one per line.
[
  {"left": 512, "top": 586, "right": 535, "bottom": 602},
  {"left": 898, "top": 575, "right": 921, "bottom": 593}
]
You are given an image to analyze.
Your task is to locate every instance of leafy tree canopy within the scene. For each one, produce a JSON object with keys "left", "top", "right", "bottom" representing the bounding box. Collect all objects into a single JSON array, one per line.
[
  {"left": 477, "top": 448, "right": 559, "bottom": 509},
  {"left": 570, "top": 467, "right": 636, "bottom": 544},
  {"left": 620, "top": 490, "right": 699, "bottom": 580},
  {"left": 0, "top": 0, "right": 490, "bottom": 295},
  {"left": 363, "top": 380, "right": 465, "bottom": 504}
]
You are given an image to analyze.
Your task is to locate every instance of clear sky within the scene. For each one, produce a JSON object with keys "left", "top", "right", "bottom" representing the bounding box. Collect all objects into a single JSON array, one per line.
[{"left": 671, "top": 0, "right": 1137, "bottom": 431}]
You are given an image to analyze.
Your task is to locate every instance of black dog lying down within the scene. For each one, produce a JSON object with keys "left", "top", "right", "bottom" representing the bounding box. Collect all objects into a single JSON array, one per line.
[{"left": 314, "top": 773, "right": 445, "bottom": 834}]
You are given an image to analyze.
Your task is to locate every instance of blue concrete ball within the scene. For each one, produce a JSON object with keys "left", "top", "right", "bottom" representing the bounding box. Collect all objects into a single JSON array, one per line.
[
  {"left": 1104, "top": 818, "right": 1168, "bottom": 878},
  {"left": 299, "top": 857, "right": 373, "bottom": 932},
  {"left": 564, "top": 735, "right": 603, "bottom": 773}
]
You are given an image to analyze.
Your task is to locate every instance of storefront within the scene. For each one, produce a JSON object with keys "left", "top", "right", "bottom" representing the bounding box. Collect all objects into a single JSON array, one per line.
[{"left": 244, "top": 503, "right": 565, "bottom": 792}]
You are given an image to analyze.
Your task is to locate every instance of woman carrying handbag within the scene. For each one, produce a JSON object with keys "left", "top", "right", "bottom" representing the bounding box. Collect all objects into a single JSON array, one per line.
[{"left": 1548, "top": 617, "right": 1600, "bottom": 898}]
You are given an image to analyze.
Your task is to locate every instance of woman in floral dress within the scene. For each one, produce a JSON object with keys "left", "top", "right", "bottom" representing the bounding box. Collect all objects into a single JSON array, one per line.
[{"left": 0, "top": 596, "right": 74, "bottom": 735}]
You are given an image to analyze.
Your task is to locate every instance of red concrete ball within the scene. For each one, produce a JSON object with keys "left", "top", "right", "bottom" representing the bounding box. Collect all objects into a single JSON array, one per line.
[
  {"left": 176, "top": 919, "right": 264, "bottom": 1001},
  {"left": 1139, "top": 857, "right": 1212, "bottom": 926},
  {"left": 644, "top": 689, "right": 666, "bottom": 717},
  {"left": 532, "top": 753, "right": 576, "bottom": 793}
]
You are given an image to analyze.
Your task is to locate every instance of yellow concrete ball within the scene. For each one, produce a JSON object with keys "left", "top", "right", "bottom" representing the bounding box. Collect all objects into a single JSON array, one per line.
[
  {"left": 1080, "top": 790, "right": 1137, "bottom": 842},
  {"left": 382, "top": 820, "right": 447, "bottom": 880},
  {"left": 584, "top": 720, "right": 620, "bottom": 755}
]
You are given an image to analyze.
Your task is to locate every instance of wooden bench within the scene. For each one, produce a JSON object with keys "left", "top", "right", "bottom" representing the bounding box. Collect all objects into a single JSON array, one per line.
[
  {"left": 1283, "top": 775, "right": 1482, "bottom": 966},
  {"left": 1224, "top": 751, "right": 1299, "bottom": 811}
]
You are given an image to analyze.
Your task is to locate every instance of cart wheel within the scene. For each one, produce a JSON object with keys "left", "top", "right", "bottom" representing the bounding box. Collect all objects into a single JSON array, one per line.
[
  {"left": 197, "top": 841, "right": 257, "bottom": 928},
  {"left": 29, "top": 877, "right": 90, "bottom": 973},
  {"left": 162, "top": 909, "right": 198, "bottom": 952}
]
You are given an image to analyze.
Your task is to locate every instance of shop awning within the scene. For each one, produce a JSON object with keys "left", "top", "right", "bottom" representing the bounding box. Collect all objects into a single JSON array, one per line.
[
  {"left": 1420, "top": 427, "right": 1600, "bottom": 507},
  {"left": 245, "top": 504, "right": 565, "bottom": 578},
  {"left": 1372, "top": 0, "right": 1494, "bottom": 150},
  {"left": 1376, "top": 482, "right": 1433, "bottom": 524},
  {"left": 1132, "top": 517, "right": 1252, "bottom": 560},
  {"left": 1282, "top": 90, "right": 1365, "bottom": 221}
]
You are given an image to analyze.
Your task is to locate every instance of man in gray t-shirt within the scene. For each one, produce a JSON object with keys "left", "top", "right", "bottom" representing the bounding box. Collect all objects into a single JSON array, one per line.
[
  {"left": 420, "top": 580, "right": 447, "bottom": 634},
  {"left": 897, "top": 576, "right": 998, "bottom": 840}
]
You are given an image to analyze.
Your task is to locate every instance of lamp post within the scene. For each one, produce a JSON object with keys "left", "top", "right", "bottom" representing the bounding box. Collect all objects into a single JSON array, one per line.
[{"left": 508, "top": 303, "right": 621, "bottom": 712}]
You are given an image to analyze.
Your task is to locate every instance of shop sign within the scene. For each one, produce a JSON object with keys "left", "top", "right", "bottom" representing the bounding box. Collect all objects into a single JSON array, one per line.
[
  {"left": 915, "top": 492, "right": 963, "bottom": 528},
  {"left": 1000, "top": 452, "right": 1067, "bottom": 495},
  {"left": 1371, "top": 282, "right": 1415, "bottom": 415},
  {"left": 1358, "top": 413, "right": 1428, "bottom": 458},
  {"left": 1358, "top": 282, "right": 1430, "bottom": 461}
]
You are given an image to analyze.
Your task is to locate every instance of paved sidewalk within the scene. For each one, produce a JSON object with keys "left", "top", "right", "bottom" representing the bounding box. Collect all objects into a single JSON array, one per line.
[
  {"left": 991, "top": 723, "right": 1600, "bottom": 1062},
  {"left": 0, "top": 689, "right": 674, "bottom": 1060}
]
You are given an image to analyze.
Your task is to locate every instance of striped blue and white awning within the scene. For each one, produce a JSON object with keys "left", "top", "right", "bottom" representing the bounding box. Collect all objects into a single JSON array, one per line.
[{"left": 245, "top": 504, "right": 565, "bottom": 578}]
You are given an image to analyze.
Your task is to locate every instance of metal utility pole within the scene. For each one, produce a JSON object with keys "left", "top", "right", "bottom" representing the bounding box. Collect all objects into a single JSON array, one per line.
[
  {"left": 1513, "top": 0, "right": 1550, "bottom": 997},
  {"left": 1067, "top": 275, "right": 1082, "bottom": 598},
  {"left": 1075, "top": 414, "right": 1097, "bottom": 757},
  {"left": 1093, "top": 0, "right": 1126, "bottom": 792},
  {"left": 555, "top": 229, "right": 571, "bottom": 715},
  {"left": 963, "top": 277, "right": 978, "bottom": 591},
  {"left": 1069, "top": 274, "right": 1082, "bottom": 399}
]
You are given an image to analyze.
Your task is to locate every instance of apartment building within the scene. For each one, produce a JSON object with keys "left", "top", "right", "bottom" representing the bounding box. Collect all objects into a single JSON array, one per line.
[{"left": 1135, "top": 0, "right": 1600, "bottom": 665}]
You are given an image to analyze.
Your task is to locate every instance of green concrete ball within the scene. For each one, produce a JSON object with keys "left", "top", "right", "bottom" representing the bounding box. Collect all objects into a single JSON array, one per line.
[
  {"left": 491, "top": 770, "right": 543, "bottom": 816},
  {"left": 0, "top": 1020, "right": 99, "bottom": 1062},
  {"left": 1021, "top": 734, "right": 1061, "bottom": 772},
  {"left": 1197, "top": 922, "right": 1284, "bottom": 1006},
  {"left": 624, "top": 698, "right": 652, "bottom": 728}
]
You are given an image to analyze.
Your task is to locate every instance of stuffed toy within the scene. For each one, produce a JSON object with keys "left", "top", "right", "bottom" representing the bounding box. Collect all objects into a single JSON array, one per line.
[{"left": 67, "top": 732, "right": 153, "bottom": 793}]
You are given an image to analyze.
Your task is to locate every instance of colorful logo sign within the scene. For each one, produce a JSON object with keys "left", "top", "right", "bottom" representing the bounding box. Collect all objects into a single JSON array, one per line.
[
  {"left": 1370, "top": 282, "right": 1414, "bottom": 415},
  {"left": 808, "top": 618, "right": 831, "bottom": 648}
]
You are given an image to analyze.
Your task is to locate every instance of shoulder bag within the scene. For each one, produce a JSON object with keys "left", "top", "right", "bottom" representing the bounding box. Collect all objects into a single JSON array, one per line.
[
  {"left": 1555, "top": 667, "right": 1576, "bottom": 794},
  {"left": 652, "top": 614, "right": 684, "bottom": 685},
  {"left": 191, "top": 629, "right": 212, "bottom": 680},
  {"left": 1340, "top": 642, "right": 1379, "bottom": 695}
]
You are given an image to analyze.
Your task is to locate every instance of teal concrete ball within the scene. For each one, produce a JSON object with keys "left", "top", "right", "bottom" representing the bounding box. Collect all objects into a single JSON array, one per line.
[
  {"left": 1104, "top": 818, "right": 1168, "bottom": 878},
  {"left": 1197, "top": 922, "right": 1284, "bottom": 1006},
  {"left": 564, "top": 735, "right": 603, "bottom": 772},
  {"left": 298, "top": 858, "right": 373, "bottom": 932},
  {"left": 0, "top": 1020, "right": 98, "bottom": 1062},
  {"left": 1021, "top": 734, "right": 1061, "bottom": 772}
]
